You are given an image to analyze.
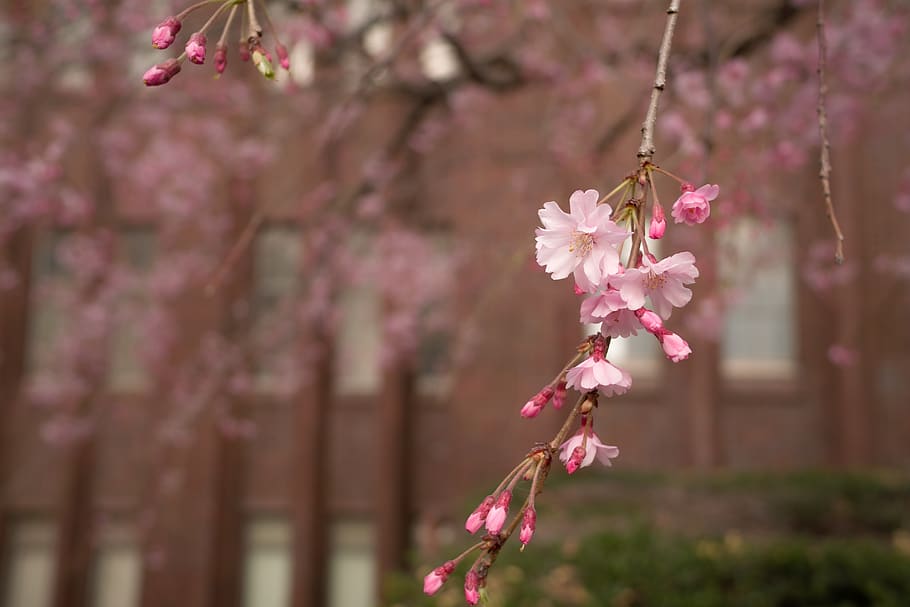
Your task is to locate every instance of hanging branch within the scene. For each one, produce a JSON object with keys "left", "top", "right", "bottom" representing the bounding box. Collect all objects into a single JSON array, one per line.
[
  {"left": 816, "top": 0, "right": 845, "bottom": 264},
  {"left": 637, "top": 0, "right": 681, "bottom": 163}
]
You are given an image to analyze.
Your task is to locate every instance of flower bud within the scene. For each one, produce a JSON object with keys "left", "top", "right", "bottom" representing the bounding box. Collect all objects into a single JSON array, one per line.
[
  {"left": 143, "top": 59, "right": 182, "bottom": 86},
  {"left": 239, "top": 41, "right": 251, "bottom": 62},
  {"left": 519, "top": 507, "right": 537, "bottom": 547},
  {"left": 634, "top": 308, "right": 663, "bottom": 334},
  {"left": 484, "top": 490, "right": 512, "bottom": 535},
  {"left": 276, "top": 42, "right": 291, "bottom": 70},
  {"left": 252, "top": 48, "right": 275, "bottom": 79},
  {"left": 659, "top": 332, "right": 691, "bottom": 362},
  {"left": 464, "top": 570, "right": 480, "bottom": 605},
  {"left": 649, "top": 204, "right": 666, "bottom": 239},
  {"left": 214, "top": 42, "right": 228, "bottom": 75},
  {"left": 152, "top": 16, "right": 181, "bottom": 49},
  {"left": 186, "top": 32, "right": 207, "bottom": 65},
  {"left": 552, "top": 381, "right": 567, "bottom": 409},
  {"left": 566, "top": 445, "right": 586, "bottom": 474},
  {"left": 465, "top": 495, "right": 494, "bottom": 534},
  {"left": 423, "top": 560, "right": 455, "bottom": 595},
  {"left": 520, "top": 386, "right": 554, "bottom": 418}
]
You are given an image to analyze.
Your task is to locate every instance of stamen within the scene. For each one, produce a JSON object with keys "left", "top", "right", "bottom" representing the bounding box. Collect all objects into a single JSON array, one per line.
[{"left": 568, "top": 231, "right": 595, "bottom": 257}]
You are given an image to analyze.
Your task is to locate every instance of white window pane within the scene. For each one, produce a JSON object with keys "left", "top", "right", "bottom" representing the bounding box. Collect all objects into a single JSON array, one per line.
[
  {"left": 582, "top": 325, "right": 660, "bottom": 378},
  {"left": 334, "top": 288, "right": 381, "bottom": 396},
  {"left": 253, "top": 227, "right": 302, "bottom": 392},
  {"left": 2, "top": 519, "right": 57, "bottom": 607},
  {"left": 328, "top": 522, "right": 375, "bottom": 607},
  {"left": 89, "top": 523, "right": 141, "bottom": 607},
  {"left": 720, "top": 220, "right": 795, "bottom": 379},
  {"left": 242, "top": 517, "right": 292, "bottom": 607}
]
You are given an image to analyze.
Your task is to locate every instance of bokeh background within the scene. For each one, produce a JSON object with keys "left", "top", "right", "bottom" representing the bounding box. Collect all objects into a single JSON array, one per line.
[{"left": 2, "top": 1, "right": 910, "bottom": 606}]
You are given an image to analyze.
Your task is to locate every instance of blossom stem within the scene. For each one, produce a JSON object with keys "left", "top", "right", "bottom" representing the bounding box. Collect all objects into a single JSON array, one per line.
[
  {"left": 637, "top": 0, "right": 681, "bottom": 163},
  {"left": 598, "top": 178, "right": 632, "bottom": 205},
  {"left": 247, "top": 0, "right": 262, "bottom": 38},
  {"left": 453, "top": 541, "right": 485, "bottom": 564},
  {"left": 548, "top": 393, "right": 589, "bottom": 452},
  {"left": 816, "top": 0, "right": 846, "bottom": 264},
  {"left": 218, "top": 4, "right": 240, "bottom": 46},
  {"left": 254, "top": 0, "right": 285, "bottom": 47},
  {"left": 198, "top": 0, "right": 237, "bottom": 36},
  {"left": 490, "top": 457, "right": 531, "bottom": 497},
  {"left": 650, "top": 165, "right": 686, "bottom": 184},
  {"left": 177, "top": 0, "right": 227, "bottom": 21}
]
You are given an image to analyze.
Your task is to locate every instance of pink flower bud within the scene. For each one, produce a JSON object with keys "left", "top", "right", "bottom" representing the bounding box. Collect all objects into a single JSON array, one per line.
[
  {"left": 552, "top": 381, "right": 567, "bottom": 409},
  {"left": 186, "top": 32, "right": 206, "bottom": 65},
  {"left": 214, "top": 42, "right": 228, "bottom": 75},
  {"left": 659, "top": 332, "right": 691, "bottom": 362},
  {"left": 276, "top": 42, "right": 291, "bottom": 70},
  {"left": 464, "top": 570, "right": 480, "bottom": 605},
  {"left": 143, "top": 59, "right": 182, "bottom": 86},
  {"left": 634, "top": 308, "right": 664, "bottom": 333},
  {"left": 465, "top": 495, "right": 494, "bottom": 534},
  {"left": 520, "top": 386, "right": 554, "bottom": 418},
  {"left": 519, "top": 507, "right": 537, "bottom": 546},
  {"left": 423, "top": 560, "right": 455, "bottom": 595},
  {"left": 239, "top": 41, "right": 251, "bottom": 62},
  {"left": 484, "top": 490, "right": 511, "bottom": 535},
  {"left": 649, "top": 204, "right": 666, "bottom": 239},
  {"left": 566, "top": 445, "right": 586, "bottom": 474},
  {"left": 152, "top": 16, "right": 181, "bottom": 49}
]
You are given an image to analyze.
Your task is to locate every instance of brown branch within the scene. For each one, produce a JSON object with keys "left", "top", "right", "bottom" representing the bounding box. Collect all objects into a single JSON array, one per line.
[
  {"left": 816, "top": 0, "right": 845, "bottom": 264},
  {"left": 637, "top": 0, "right": 681, "bottom": 163}
]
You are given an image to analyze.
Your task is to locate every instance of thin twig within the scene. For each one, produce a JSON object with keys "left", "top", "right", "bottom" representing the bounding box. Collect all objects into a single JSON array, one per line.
[
  {"left": 637, "top": 0, "right": 681, "bottom": 163},
  {"left": 816, "top": 0, "right": 845, "bottom": 264}
]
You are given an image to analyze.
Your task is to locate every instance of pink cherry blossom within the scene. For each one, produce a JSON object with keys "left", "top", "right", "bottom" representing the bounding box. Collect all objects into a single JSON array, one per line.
[
  {"left": 600, "top": 309, "right": 640, "bottom": 338},
  {"left": 579, "top": 287, "right": 627, "bottom": 324},
  {"left": 615, "top": 252, "right": 699, "bottom": 319},
  {"left": 423, "top": 561, "right": 455, "bottom": 595},
  {"left": 671, "top": 184, "right": 718, "bottom": 225},
  {"left": 535, "top": 189, "right": 629, "bottom": 292},
  {"left": 565, "top": 357, "right": 631, "bottom": 397},
  {"left": 558, "top": 429, "right": 619, "bottom": 472}
]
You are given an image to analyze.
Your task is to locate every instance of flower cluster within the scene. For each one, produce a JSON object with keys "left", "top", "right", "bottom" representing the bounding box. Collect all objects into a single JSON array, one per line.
[
  {"left": 144, "top": 0, "right": 290, "bottom": 86},
  {"left": 423, "top": 165, "right": 718, "bottom": 603}
]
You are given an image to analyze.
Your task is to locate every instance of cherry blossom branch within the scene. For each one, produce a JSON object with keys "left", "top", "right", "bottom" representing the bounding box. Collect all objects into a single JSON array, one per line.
[
  {"left": 816, "top": 0, "right": 846, "bottom": 264},
  {"left": 637, "top": 0, "right": 681, "bottom": 163}
]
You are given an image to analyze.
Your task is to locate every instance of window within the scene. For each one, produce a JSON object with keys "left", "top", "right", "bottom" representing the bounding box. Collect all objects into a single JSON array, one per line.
[
  {"left": 106, "top": 229, "right": 156, "bottom": 392},
  {"left": 252, "top": 226, "right": 302, "bottom": 393},
  {"left": 241, "top": 517, "right": 292, "bottom": 607},
  {"left": 328, "top": 521, "right": 375, "bottom": 607},
  {"left": 333, "top": 286, "right": 382, "bottom": 396},
  {"left": 89, "top": 522, "right": 141, "bottom": 607},
  {"left": 1, "top": 518, "right": 57, "bottom": 607},
  {"left": 719, "top": 220, "right": 795, "bottom": 380}
]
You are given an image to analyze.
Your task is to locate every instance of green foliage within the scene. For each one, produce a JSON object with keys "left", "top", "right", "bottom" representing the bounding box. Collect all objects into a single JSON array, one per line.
[{"left": 389, "top": 471, "right": 910, "bottom": 607}]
